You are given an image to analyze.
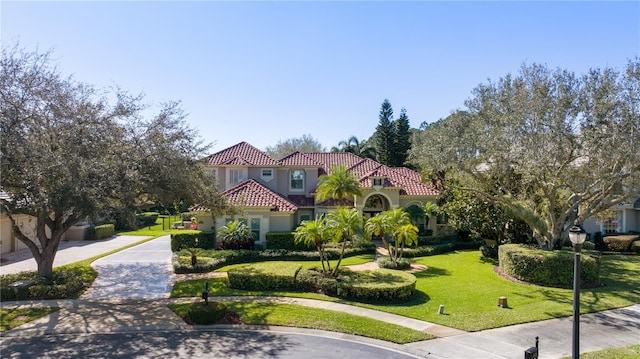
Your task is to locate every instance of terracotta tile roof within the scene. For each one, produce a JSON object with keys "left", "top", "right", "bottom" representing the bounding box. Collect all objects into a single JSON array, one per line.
[
  {"left": 206, "top": 143, "right": 439, "bottom": 208},
  {"left": 222, "top": 179, "right": 298, "bottom": 212},
  {"left": 207, "top": 142, "right": 279, "bottom": 167},
  {"left": 277, "top": 151, "right": 324, "bottom": 167}
]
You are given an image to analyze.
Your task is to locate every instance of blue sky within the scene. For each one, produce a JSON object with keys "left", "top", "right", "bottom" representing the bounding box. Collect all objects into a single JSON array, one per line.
[{"left": 2, "top": 1, "right": 639, "bottom": 153}]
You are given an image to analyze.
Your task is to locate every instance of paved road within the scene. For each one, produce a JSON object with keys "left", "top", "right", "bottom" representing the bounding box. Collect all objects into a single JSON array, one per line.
[{"left": 1, "top": 329, "right": 423, "bottom": 359}]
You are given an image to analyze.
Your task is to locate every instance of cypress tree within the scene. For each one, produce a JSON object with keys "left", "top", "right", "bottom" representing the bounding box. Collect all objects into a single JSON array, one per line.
[
  {"left": 374, "top": 99, "right": 395, "bottom": 166},
  {"left": 393, "top": 107, "right": 411, "bottom": 166}
]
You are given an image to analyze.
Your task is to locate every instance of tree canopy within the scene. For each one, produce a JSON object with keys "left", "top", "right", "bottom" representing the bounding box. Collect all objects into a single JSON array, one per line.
[
  {"left": 264, "top": 134, "right": 325, "bottom": 158},
  {"left": 0, "top": 44, "right": 224, "bottom": 277},
  {"left": 409, "top": 61, "right": 640, "bottom": 249}
]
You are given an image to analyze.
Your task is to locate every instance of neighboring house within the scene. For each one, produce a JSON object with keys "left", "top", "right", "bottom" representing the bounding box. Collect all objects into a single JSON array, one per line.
[
  {"left": 0, "top": 190, "right": 90, "bottom": 255},
  {"left": 191, "top": 142, "right": 440, "bottom": 248},
  {"left": 583, "top": 197, "right": 640, "bottom": 234}
]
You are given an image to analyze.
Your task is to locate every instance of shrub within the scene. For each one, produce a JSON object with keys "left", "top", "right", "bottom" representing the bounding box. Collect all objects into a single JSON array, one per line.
[
  {"left": 171, "top": 242, "right": 376, "bottom": 274},
  {"left": 417, "top": 234, "right": 460, "bottom": 246},
  {"left": 480, "top": 245, "right": 499, "bottom": 260},
  {"left": 631, "top": 241, "right": 640, "bottom": 254},
  {"left": 377, "top": 256, "right": 411, "bottom": 270},
  {"left": 87, "top": 224, "right": 114, "bottom": 240},
  {"left": 136, "top": 212, "right": 159, "bottom": 228},
  {"left": 582, "top": 241, "right": 596, "bottom": 251},
  {"left": 402, "top": 243, "right": 456, "bottom": 258},
  {"left": 266, "top": 231, "right": 314, "bottom": 251},
  {"left": 336, "top": 269, "right": 416, "bottom": 302},
  {"left": 603, "top": 235, "right": 639, "bottom": 252},
  {"left": 498, "top": 244, "right": 600, "bottom": 287},
  {"left": 186, "top": 301, "right": 227, "bottom": 325},
  {"left": 170, "top": 231, "right": 216, "bottom": 252},
  {"left": 0, "top": 266, "right": 94, "bottom": 301},
  {"left": 227, "top": 262, "right": 302, "bottom": 291}
]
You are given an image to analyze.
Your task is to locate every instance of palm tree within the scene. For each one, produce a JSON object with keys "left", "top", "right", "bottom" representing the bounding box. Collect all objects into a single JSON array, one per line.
[
  {"left": 364, "top": 212, "right": 393, "bottom": 255},
  {"left": 217, "top": 220, "right": 254, "bottom": 249},
  {"left": 332, "top": 136, "right": 377, "bottom": 160},
  {"left": 316, "top": 164, "right": 363, "bottom": 207},
  {"left": 365, "top": 207, "right": 417, "bottom": 266},
  {"left": 294, "top": 216, "right": 333, "bottom": 274},
  {"left": 393, "top": 223, "right": 419, "bottom": 261},
  {"left": 326, "top": 207, "right": 364, "bottom": 277}
]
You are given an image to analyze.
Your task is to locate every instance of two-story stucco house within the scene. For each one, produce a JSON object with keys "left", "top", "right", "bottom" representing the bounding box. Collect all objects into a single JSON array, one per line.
[{"left": 192, "top": 142, "right": 440, "bottom": 248}]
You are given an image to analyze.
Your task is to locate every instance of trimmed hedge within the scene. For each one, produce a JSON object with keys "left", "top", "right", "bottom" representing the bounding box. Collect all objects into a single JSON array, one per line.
[
  {"left": 631, "top": 240, "right": 640, "bottom": 254},
  {"left": 227, "top": 262, "right": 302, "bottom": 290},
  {"left": 377, "top": 256, "right": 411, "bottom": 270},
  {"left": 335, "top": 269, "right": 416, "bottom": 302},
  {"left": 186, "top": 301, "right": 228, "bottom": 325},
  {"left": 498, "top": 244, "right": 600, "bottom": 287},
  {"left": 603, "top": 235, "right": 639, "bottom": 252},
  {"left": 170, "top": 231, "right": 216, "bottom": 252},
  {"left": 172, "top": 242, "right": 376, "bottom": 274},
  {"left": 266, "top": 231, "right": 314, "bottom": 251},
  {"left": 417, "top": 234, "right": 460, "bottom": 246},
  {"left": 87, "top": 224, "right": 114, "bottom": 240},
  {"left": 0, "top": 266, "right": 92, "bottom": 301}
]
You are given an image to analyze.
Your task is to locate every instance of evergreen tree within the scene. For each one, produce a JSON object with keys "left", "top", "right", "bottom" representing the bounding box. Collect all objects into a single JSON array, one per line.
[
  {"left": 392, "top": 107, "right": 411, "bottom": 166},
  {"left": 374, "top": 99, "right": 395, "bottom": 166}
]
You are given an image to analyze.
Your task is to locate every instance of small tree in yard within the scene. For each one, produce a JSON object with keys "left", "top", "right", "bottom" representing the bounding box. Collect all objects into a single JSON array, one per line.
[
  {"left": 0, "top": 44, "right": 224, "bottom": 278},
  {"left": 294, "top": 216, "right": 334, "bottom": 274},
  {"left": 326, "top": 207, "right": 364, "bottom": 277},
  {"left": 365, "top": 208, "right": 418, "bottom": 266}
]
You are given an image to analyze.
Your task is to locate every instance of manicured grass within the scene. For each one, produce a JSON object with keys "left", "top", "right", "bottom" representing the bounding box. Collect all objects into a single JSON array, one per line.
[
  {"left": 168, "top": 301, "right": 432, "bottom": 344},
  {"left": 0, "top": 307, "right": 59, "bottom": 331},
  {"left": 561, "top": 344, "right": 640, "bottom": 359},
  {"left": 173, "top": 250, "right": 640, "bottom": 332}
]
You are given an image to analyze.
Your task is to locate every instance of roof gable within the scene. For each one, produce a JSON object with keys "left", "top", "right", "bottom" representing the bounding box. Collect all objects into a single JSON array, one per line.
[
  {"left": 207, "top": 142, "right": 279, "bottom": 167},
  {"left": 222, "top": 179, "right": 298, "bottom": 212}
]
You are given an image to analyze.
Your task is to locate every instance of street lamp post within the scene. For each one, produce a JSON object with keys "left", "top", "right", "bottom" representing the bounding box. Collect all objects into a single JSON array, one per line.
[{"left": 568, "top": 224, "right": 587, "bottom": 359}]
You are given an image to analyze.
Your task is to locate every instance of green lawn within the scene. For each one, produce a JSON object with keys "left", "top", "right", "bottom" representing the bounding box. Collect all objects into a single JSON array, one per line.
[
  {"left": 0, "top": 307, "right": 59, "bottom": 332},
  {"left": 173, "top": 250, "right": 640, "bottom": 332},
  {"left": 561, "top": 344, "right": 640, "bottom": 359},
  {"left": 169, "top": 301, "right": 432, "bottom": 343}
]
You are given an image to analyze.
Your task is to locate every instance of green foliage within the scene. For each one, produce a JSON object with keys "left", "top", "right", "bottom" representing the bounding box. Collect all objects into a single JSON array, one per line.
[
  {"left": 172, "top": 244, "right": 376, "bottom": 274},
  {"left": 0, "top": 44, "right": 227, "bottom": 278},
  {"left": 364, "top": 208, "right": 418, "bottom": 265},
  {"left": 409, "top": 60, "right": 640, "bottom": 250},
  {"left": 169, "top": 302, "right": 227, "bottom": 325},
  {"left": 227, "top": 262, "right": 302, "bottom": 291},
  {"left": 631, "top": 240, "right": 640, "bottom": 254},
  {"left": 480, "top": 245, "right": 499, "bottom": 260},
  {"left": 170, "top": 231, "right": 216, "bottom": 252},
  {"left": 377, "top": 256, "right": 411, "bottom": 270},
  {"left": 604, "top": 235, "right": 639, "bottom": 252},
  {"left": 0, "top": 265, "right": 96, "bottom": 301},
  {"left": 417, "top": 234, "right": 460, "bottom": 245},
  {"left": 1, "top": 307, "right": 59, "bottom": 332},
  {"left": 136, "top": 213, "right": 159, "bottom": 228},
  {"left": 87, "top": 224, "right": 115, "bottom": 240},
  {"left": 336, "top": 269, "right": 416, "bottom": 302},
  {"left": 267, "top": 231, "right": 313, "bottom": 250},
  {"left": 316, "top": 164, "right": 363, "bottom": 204},
  {"left": 374, "top": 98, "right": 395, "bottom": 166},
  {"left": 593, "top": 231, "right": 606, "bottom": 250},
  {"left": 264, "top": 134, "right": 326, "bottom": 157},
  {"left": 217, "top": 220, "right": 255, "bottom": 250},
  {"left": 499, "top": 244, "right": 601, "bottom": 287}
]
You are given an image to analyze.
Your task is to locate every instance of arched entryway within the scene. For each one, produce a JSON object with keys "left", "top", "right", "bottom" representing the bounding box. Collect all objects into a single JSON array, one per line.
[{"left": 362, "top": 194, "right": 390, "bottom": 220}]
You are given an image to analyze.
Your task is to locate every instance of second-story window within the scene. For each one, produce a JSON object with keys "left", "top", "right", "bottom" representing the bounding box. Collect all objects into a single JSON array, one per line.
[
  {"left": 229, "top": 169, "right": 242, "bottom": 184},
  {"left": 373, "top": 178, "right": 383, "bottom": 186},
  {"left": 290, "top": 169, "right": 304, "bottom": 191}
]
